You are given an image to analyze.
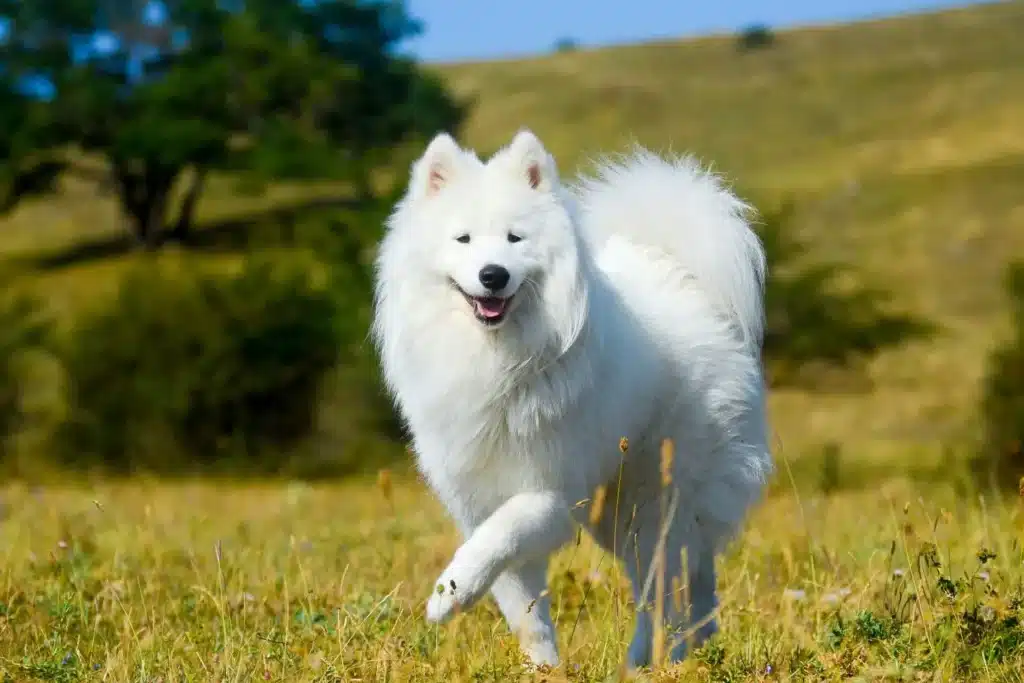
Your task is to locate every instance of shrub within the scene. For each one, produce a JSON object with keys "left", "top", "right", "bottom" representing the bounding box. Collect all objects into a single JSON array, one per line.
[
  {"left": 758, "top": 202, "right": 933, "bottom": 388},
  {"left": 0, "top": 295, "right": 50, "bottom": 463},
  {"left": 554, "top": 37, "right": 580, "bottom": 53},
  {"left": 56, "top": 256, "right": 343, "bottom": 473},
  {"left": 977, "top": 263, "right": 1024, "bottom": 486},
  {"left": 737, "top": 24, "right": 775, "bottom": 51}
]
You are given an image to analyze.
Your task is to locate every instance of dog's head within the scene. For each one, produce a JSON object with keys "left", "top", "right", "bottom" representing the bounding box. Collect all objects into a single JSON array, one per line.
[{"left": 380, "top": 130, "right": 589, "bottom": 355}]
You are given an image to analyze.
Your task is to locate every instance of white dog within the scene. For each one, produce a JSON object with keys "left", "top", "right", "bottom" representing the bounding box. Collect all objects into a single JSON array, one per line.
[{"left": 372, "top": 129, "right": 772, "bottom": 669}]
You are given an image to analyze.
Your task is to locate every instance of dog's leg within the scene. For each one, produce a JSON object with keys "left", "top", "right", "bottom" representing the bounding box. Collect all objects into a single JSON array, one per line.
[
  {"left": 669, "top": 529, "right": 719, "bottom": 662},
  {"left": 595, "top": 498, "right": 718, "bottom": 669},
  {"left": 426, "top": 491, "right": 573, "bottom": 625},
  {"left": 490, "top": 559, "right": 559, "bottom": 666},
  {"left": 587, "top": 491, "right": 657, "bottom": 670}
]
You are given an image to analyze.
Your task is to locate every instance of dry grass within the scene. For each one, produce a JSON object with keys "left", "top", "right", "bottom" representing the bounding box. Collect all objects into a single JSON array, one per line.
[{"left": 1, "top": 472, "right": 1022, "bottom": 681}]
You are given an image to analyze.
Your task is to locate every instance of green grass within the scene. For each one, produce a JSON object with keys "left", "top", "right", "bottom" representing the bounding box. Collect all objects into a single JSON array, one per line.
[{"left": 1, "top": 474, "right": 1022, "bottom": 681}]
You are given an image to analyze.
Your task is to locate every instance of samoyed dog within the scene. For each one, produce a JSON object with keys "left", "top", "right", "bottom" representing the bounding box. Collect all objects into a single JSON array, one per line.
[{"left": 372, "top": 129, "right": 772, "bottom": 669}]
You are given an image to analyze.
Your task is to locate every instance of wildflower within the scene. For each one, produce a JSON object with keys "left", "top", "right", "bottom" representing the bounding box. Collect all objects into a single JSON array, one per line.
[
  {"left": 893, "top": 568, "right": 905, "bottom": 578},
  {"left": 783, "top": 588, "right": 806, "bottom": 601}
]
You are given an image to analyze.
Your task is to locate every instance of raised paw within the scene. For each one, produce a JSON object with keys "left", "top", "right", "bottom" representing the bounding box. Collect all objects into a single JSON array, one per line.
[
  {"left": 425, "top": 555, "right": 491, "bottom": 623},
  {"left": 426, "top": 577, "right": 462, "bottom": 623}
]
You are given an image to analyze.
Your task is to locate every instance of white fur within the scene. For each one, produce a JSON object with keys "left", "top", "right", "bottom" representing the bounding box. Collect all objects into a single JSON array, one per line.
[{"left": 372, "top": 129, "right": 772, "bottom": 670}]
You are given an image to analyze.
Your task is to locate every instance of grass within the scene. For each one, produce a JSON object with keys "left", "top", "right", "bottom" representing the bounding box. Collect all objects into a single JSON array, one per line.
[{"left": 1, "top": 471, "right": 1022, "bottom": 681}]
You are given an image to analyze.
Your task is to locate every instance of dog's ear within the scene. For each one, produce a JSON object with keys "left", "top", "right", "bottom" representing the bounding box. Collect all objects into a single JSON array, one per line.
[
  {"left": 504, "top": 129, "right": 559, "bottom": 192},
  {"left": 411, "top": 133, "right": 462, "bottom": 199}
]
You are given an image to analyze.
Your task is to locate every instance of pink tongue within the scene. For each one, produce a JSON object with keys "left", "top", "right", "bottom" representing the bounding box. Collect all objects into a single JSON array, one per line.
[{"left": 475, "top": 298, "right": 506, "bottom": 318}]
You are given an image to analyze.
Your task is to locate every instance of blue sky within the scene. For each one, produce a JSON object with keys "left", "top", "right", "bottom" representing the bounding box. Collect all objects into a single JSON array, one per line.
[{"left": 404, "top": 0, "right": 989, "bottom": 63}]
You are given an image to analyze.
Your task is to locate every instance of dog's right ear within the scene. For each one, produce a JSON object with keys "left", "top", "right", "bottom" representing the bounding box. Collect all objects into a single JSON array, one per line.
[{"left": 410, "top": 133, "right": 462, "bottom": 199}]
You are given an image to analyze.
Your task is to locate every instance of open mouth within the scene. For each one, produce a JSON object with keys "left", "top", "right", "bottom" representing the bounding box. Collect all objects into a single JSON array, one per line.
[{"left": 452, "top": 281, "right": 514, "bottom": 326}]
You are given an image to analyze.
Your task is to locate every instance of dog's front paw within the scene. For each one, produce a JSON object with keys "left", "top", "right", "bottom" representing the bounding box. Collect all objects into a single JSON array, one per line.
[
  {"left": 425, "top": 556, "right": 489, "bottom": 623},
  {"left": 426, "top": 579, "right": 461, "bottom": 623}
]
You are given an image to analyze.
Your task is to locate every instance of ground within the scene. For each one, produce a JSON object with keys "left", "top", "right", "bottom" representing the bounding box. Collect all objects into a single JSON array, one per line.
[{"left": 1, "top": 475, "right": 1022, "bottom": 681}]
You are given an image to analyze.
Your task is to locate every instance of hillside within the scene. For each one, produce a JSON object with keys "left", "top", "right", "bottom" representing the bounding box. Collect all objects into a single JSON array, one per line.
[
  {"left": 3, "top": 1, "right": 1024, "bottom": 464},
  {"left": 440, "top": 1, "right": 1024, "bottom": 462}
]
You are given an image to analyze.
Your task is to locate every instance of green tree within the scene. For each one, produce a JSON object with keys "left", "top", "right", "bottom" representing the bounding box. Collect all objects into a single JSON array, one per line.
[{"left": 1, "top": 0, "right": 465, "bottom": 247}]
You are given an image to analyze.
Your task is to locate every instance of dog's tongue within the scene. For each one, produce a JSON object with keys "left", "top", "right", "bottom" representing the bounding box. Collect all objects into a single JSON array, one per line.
[{"left": 474, "top": 297, "right": 506, "bottom": 319}]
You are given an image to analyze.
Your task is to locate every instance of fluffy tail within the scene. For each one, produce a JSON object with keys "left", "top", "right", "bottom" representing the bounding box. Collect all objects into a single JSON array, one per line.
[{"left": 575, "top": 147, "right": 767, "bottom": 350}]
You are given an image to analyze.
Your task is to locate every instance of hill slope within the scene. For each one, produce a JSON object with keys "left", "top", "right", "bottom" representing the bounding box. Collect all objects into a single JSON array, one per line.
[
  {"left": 2, "top": 1, "right": 1023, "bottom": 463},
  {"left": 439, "top": 1, "right": 1024, "bottom": 461}
]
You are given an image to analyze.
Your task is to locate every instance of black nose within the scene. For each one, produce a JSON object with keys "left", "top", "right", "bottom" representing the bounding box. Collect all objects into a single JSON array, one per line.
[{"left": 478, "top": 264, "right": 510, "bottom": 291}]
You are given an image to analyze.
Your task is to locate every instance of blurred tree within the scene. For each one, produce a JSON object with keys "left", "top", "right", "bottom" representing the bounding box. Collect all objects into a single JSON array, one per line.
[
  {"left": 0, "top": 295, "right": 51, "bottom": 464},
  {"left": 554, "top": 37, "right": 579, "bottom": 53},
  {"left": 0, "top": 0, "right": 465, "bottom": 247},
  {"left": 758, "top": 201, "right": 933, "bottom": 387},
  {"left": 0, "top": 79, "right": 67, "bottom": 212},
  {"left": 736, "top": 24, "right": 775, "bottom": 51},
  {"left": 977, "top": 262, "right": 1024, "bottom": 487}
]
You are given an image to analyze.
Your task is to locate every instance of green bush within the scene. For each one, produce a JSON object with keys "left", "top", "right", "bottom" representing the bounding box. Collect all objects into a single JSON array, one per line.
[
  {"left": 56, "top": 256, "right": 343, "bottom": 473},
  {"left": 978, "top": 263, "right": 1024, "bottom": 486},
  {"left": 758, "top": 202, "right": 933, "bottom": 388},
  {"left": 737, "top": 24, "right": 775, "bottom": 52},
  {"left": 0, "top": 296, "right": 50, "bottom": 463}
]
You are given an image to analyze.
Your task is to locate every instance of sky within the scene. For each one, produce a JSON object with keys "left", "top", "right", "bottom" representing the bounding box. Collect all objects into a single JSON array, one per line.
[{"left": 403, "top": 0, "right": 991, "bottom": 63}]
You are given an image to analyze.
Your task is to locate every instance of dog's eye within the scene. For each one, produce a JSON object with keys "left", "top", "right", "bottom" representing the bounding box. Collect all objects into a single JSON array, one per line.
[
  {"left": 507, "top": 233, "right": 523, "bottom": 244},
  {"left": 455, "top": 234, "right": 471, "bottom": 244}
]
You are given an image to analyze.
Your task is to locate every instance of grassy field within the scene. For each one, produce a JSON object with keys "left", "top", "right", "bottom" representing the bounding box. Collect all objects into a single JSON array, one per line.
[
  {"left": 3, "top": 2, "right": 1024, "bottom": 680},
  {"left": 1, "top": 475, "right": 1022, "bottom": 681}
]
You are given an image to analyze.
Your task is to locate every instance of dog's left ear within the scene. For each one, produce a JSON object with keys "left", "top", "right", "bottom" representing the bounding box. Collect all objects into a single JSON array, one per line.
[{"left": 504, "top": 129, "right": 559, "bottom": 192}]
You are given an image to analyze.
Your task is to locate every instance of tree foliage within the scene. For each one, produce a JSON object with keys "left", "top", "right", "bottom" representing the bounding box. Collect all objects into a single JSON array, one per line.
[{"left": 0, "top": 0, "right": 465, "bottom": 246}]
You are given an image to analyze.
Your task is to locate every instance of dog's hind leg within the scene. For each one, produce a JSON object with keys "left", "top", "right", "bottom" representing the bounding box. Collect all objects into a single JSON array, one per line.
[
  {"left": 591, "top": 492, "right": 719, "bottom": 669},
  {"left": 669, "top": 526, "right": 720, "bottom": 662},
  {"left": 490, "top": 559, "right": 559, "bottom": 666}
]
